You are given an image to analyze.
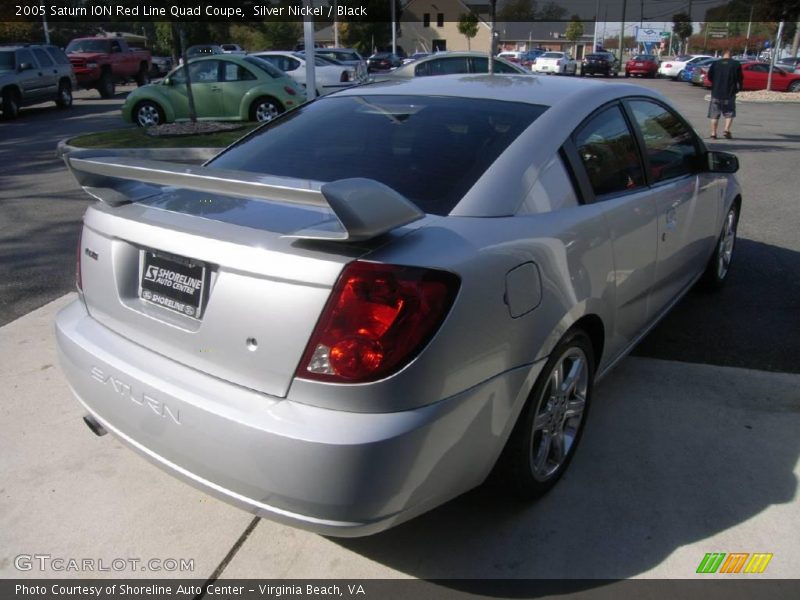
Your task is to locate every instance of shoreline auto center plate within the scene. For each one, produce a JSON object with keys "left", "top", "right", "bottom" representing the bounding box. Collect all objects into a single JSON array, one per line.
[{"left": 139, "top": 251, "right": 208, "bottom": 319}]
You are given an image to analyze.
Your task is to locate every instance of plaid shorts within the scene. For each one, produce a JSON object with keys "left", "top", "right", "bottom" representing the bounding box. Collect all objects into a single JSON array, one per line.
[{"left": 708, "top": 97, "right": 736, "bottom": 119}]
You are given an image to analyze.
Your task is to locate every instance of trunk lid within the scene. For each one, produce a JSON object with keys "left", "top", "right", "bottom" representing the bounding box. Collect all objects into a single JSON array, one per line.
[{"left": 78, "top": 190, "right": 370, "bottom": 399}]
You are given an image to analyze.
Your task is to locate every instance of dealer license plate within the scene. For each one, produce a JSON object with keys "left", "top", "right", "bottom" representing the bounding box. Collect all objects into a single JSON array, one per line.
[{"left": 139, "top": 251, "right": 207, "bottom": 319}]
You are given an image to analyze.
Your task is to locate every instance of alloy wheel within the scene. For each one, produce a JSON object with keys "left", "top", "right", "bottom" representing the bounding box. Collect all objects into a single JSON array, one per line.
[
  {"left": 717, "top": 208, "right": 737, "bottom": 280},
  {"left": 529, "top": 346, "right": 589, "bottom": 481},
  {"left": 136, "top": 103, "right": 161, "bottom": 127}
]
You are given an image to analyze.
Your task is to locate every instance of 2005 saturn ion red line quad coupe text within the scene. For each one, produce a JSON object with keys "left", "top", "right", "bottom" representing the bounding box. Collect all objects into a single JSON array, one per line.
[{"left": 56, "top": 75, "right": 741, "bottom": 536}]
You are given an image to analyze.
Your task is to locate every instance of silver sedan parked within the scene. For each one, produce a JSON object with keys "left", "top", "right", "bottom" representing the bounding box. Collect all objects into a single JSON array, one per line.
[{"left": 56, "top": 75, "right": 741, "bottom": 536}]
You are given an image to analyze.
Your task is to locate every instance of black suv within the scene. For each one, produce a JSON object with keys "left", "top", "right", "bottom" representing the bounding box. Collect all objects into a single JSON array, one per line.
[
  {"left": 580, "top": 52, "right": 620, "bottom": 77},
  {"left": 0, "top": 44, "right": 77, "bottom": 119}
]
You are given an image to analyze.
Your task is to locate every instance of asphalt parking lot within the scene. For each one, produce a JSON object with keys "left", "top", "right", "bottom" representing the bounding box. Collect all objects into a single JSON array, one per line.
[{"left": 0, "top": 77, "right": 798, "bottom": 583}]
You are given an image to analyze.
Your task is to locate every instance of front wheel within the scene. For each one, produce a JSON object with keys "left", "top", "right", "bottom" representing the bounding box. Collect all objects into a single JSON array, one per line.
[
  {"left": 497, "top": 330, "right": 594, "bottom": 498},
  {"left": 789, "top": 80, "right": 800, "bottom": 93},
  {"left": 55, "top": 80, "right": 73, "bottom": 108},
  {"left": 2, "top": 89, "right": 21, "bottom": 119},
  {"left": 699, "top": 203, "right": 739, "bottom": 290},
  {"left": 249, "top": 96, "right": 284, "bottom": 123},
  {"left": 133, "top": 100, "right": 164, "bottom": 127}
]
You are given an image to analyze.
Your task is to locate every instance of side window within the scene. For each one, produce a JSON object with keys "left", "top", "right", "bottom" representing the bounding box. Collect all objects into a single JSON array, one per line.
[
  {"left": 429, "top": 57, "right": 468, "bottom": 75},
  {"left": 415, "top": 61, "right": 431, "bottom": 76},
  {"left": 33, "top": 48, "right": 54, "bottom": 67},
  {"left": 223, "top": 62, "right": 256, "bottom": 82},
  {"left": 627, "top": 100, "right": 699, "bottom": 183},
  {"left": 46, "top": 47, "right": 70, "bottom": 65},
  {"left": 17, "top": 49, "right": 34, "bottom": 68},
  {"left": 749, "top": 64, "right": 767, "bottom": 73},
  {"left": 573, "top": 105, "right": 645, "bottom": 197},
  {"left": 110, "top": 41, "right": 122, "bottom": 53},
  {"left": 189, "top": 60, "right": 221, "bottom": 83},
  {"left": 493, "top": 60, "right": 519, "bottom": 74}
]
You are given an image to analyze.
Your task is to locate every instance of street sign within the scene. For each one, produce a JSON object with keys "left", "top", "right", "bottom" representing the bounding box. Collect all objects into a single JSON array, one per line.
[{"left": 636, "top": 27, "right": 664, "bottom": 43}]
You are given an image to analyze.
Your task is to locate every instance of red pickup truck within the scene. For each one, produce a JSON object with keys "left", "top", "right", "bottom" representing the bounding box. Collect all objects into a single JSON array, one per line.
[{"left": 65, "top": 37, "right": 152, "bottom": 98}]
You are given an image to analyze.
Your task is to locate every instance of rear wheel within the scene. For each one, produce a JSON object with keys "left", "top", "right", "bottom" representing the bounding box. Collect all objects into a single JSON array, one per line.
[
  {"left": 497, "top": 330, "right": 594, "bottom": 498},
  {"left": 2, "top": 88, "right": 21, "bottom": 120},
  {"left": 249, "top": 96, "right": 283, "bottom": 122},
  {"left": 98, "top": 72, "right": 115, "bottom": 99},
  {"left": 55, "top": 80, "right": 73, "bottom": 108},
  {"left": 133, "top": 100, "right": 164, "bottom": 127}
]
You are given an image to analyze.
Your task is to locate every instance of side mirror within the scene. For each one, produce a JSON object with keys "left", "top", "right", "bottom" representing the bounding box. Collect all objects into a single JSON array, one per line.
[{"left": 707, "top": 150, "right": 739, "bottom": 173}]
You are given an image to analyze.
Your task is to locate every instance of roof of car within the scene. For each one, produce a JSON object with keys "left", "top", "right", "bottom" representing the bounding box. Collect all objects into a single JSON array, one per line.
[{"left": 333, "top": 73, "right": 663, "bottom": 109}]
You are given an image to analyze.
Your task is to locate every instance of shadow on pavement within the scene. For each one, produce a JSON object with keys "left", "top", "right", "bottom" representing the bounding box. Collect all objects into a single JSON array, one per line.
[
  {"left": 634, "top": 239, "right": 800, "bottom": 373},
  {"left": 330, "top": 357, "right": 799, "bottom": 585}
]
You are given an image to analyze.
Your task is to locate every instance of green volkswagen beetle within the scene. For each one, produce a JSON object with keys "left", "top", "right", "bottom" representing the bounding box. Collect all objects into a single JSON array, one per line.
[{"left": 122, "top": 55, "right": 306, "bottom": 127}]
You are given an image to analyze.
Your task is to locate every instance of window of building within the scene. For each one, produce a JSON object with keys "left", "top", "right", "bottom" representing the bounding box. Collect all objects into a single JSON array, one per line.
[
  {"left": 423, "top": 13, "right": 430, "bottom": 27},
  {"left": 437, "top": 13, "right": 444, "bottom": 27}
]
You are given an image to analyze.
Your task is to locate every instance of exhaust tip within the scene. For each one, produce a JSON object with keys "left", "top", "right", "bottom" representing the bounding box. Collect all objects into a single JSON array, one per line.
[{"left": 83, "top": 415, "right": 107, "bottom": 437}]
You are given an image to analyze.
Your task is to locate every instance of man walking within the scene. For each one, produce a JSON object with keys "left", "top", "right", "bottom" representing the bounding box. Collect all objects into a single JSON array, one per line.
[{"left": 707, "top": 49, "right": 744, "bottom": 139}]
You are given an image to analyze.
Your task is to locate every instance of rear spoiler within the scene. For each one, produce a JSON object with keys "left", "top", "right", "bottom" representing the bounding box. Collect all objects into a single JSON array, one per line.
[{"left": 63, "top": 154, "right": 424, "bottom": 242}]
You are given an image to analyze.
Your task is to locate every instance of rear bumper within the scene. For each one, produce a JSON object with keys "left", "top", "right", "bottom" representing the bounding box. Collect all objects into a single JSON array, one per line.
[{"left": 56, "top": 300, "right": 535, "bottom": 536}]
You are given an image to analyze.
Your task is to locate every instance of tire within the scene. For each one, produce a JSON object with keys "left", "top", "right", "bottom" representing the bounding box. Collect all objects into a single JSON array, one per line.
[
  {"left": 2, "top": 88, "right": 20, "bottom": 120},
  {"left": 699, "top": 202, "right": 739, "bottom": 290},
  {"left": 135, "top": 64, "right": 150, "bottom": 87},
  {"left": 133, "top": 100, "right": 164, "bottom": 127},
  {"left": 789, "top": 80, "right": 800, "bottom": 93},
  {"left": 249, "top": 96, "right": 284, "bottom": 123},
  {"left": 497, "top": 329, "right": 595, "bottom": 499},
  {"left": 55, "top": 80, "right": 72, "bottom": 109},
  {"left": 98, "top": 72, "right": 115, "bottom": 99}
]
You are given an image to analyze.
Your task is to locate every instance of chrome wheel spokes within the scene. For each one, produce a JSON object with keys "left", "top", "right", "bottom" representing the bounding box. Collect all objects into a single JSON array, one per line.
[
  {"left": 717, "top": 208, "right": 737, "bottom": 280},
  {"left": 529, "top": 347, "right": 588, "bottom": 481}
]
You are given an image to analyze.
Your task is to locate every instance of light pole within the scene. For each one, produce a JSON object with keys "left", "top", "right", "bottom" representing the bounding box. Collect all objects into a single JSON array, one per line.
[{"left": 618, "top": 0, "right": 627, "bottom": 63}]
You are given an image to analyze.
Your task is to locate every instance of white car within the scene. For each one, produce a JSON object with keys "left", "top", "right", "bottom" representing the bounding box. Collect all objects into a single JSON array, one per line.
[
  {"left": 531, "top": 52, "right": 577, "bottom": 75},
  {"left": 658, "top": 54, "right": 713, "bottom": 79},
  {"left": 250, "top": 51, "right": 357, "bottom": 95}
]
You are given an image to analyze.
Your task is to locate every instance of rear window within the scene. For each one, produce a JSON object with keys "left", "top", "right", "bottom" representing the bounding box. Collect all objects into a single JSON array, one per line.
[
  {"left": 541, "top": 53, "right": 563, "bottom": 59},
  {"left": 211, "top": 95, "right": 547, "bottom": 215},
  {"left": 633, "top": 55, "right": 656, "bottom": 60},
  {"left": 65, "top": 39, "right": 109, "bottom": 53}
]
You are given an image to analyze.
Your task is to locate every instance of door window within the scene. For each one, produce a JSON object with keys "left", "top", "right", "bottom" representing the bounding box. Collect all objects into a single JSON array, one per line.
[
  {"left": 33, "top": 48, "right": 54, "bottom": 67},
  {"left": 222, "top": 61, "right": 256, "bottom": 82},
  {"left": 573, "top": 105, "right": 645, "bottom": 197},
  {"left": 627, "top": 100, "right": 700, "bottom": 183}
]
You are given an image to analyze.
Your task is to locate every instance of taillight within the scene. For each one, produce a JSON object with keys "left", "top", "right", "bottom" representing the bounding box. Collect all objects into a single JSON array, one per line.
[
  {"left": 75, "top": 227, "right": 83, "bottom": 292},
  {"left": 284, "top": 85, "right": 296, "bottom": 96},
  {"left": 665, "top": 63, "right": 672, "bottom": 68},
  {"left": 297, "top": 261, "right": 460, "bottom": 383}
]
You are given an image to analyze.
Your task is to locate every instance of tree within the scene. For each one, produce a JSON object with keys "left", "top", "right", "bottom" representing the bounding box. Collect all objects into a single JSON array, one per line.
[
  {"left": 458, "top": 13, "right": 479, "bottom": 51},
  {"left": 565, "top": 14, "right": 584, "bottom": 57},
  {"left": 499, "top": 0, "right": 537, "bottom": 21},
  {"left": 673, "top": 12, "right": 693, "bottom": 53},
  {"left": 538, "top": 1, "right": 568, "bottom": 21}
]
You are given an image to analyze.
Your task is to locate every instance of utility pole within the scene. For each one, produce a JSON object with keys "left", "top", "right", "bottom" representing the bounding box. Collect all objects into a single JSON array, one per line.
[
  {"left": 333, "top": 0, "right": 339, "bottom": 47},
  {"left": 767, "top": 20, "right": 784, "bottom": 92},
  {"left": 178, "top": 28, "right": 197, "bottom": 124},
  {"left": 489, "top": 0, "right": 496, "bottom": 74},
  {"left": 744, "top": 6, "right": 754, "bottom": 56},
  {"left": 619, "top": 5, "right": 626, "bottom": 61},
  {"left": 592, "top": 0, "right": 599, "bottom": 53},
  {"left": 42, "top": 14, "right": 50, "bottom": 44},
  {"left": 303, "top": 0, "right": 316, "bottom": 101},
  {"left": 391, "top": 0, "right": 397, "bottom": 55}
]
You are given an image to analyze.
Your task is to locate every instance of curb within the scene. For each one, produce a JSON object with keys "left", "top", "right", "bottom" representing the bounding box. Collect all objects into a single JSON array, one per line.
[{"left": 56, "top": 139, "right": 223, "bottom": 164}]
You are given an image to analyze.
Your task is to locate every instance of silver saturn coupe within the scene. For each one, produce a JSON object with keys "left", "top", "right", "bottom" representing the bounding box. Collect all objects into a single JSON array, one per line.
[{"left": 56, "top": 75, "right": 741, "bottom": 536}]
